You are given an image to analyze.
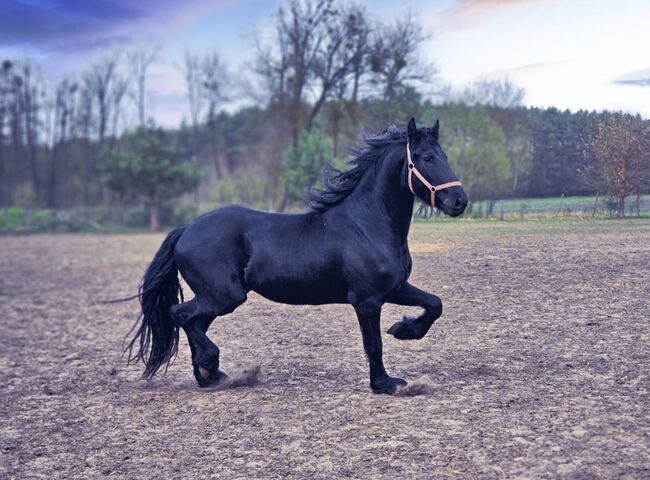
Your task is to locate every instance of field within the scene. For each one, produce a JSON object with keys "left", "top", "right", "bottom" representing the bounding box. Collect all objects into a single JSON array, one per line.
[
  {"left": 1, "top": 219, "right": 649, "bottom": 479},
  {"left": 470, "top": 194, "right": 650, "bottom": 218}
]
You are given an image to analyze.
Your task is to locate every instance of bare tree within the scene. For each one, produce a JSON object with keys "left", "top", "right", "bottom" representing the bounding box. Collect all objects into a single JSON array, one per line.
[
  {"left": 202, "top": 50, "right": 229, "bottom": 124},
  {"left": 346, "top": 5, "right": 370, "bottom": 105},
  {"left": 202, "top": 50, "right": 230, "bottom": 179},
  {"left": 369, "top": 14, "right": 434, "bottom": 106},
  {"left": 586, "top": 113, "right": 650, "bottom": 217},
  {"left": 49, "top": 77, "right": 79, "bottom": 206},
  {"left": 10, "top": 59, "right": 46, "bottom": 201},
  {"left": 110, "top": 75, "right": 130, "bottom": 138},
  {"left": 84, "top": 52, "right": 120, "bottom": 144},
  {"left": 461, "top": 77, "right": 525, "bottom": 108},
  {"left": 0, "top": 60, "right": 14, "bottom": 204},
  {"left": 254, "top": 0, "right": 337, "bottom": 146},
  {"left": 127, "top": 42, "right": 161, "bottom": 126},
  {"left": 306, "top": 3, "right": 370, "bottom": 130},
  {"left": 181, "top": 49, "right": 205, "bottom": 129}
]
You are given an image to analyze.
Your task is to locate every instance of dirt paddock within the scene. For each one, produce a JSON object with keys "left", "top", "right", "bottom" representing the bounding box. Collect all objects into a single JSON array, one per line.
[{"left": 1, "top": 219, "right": 649, "bottom": 479}]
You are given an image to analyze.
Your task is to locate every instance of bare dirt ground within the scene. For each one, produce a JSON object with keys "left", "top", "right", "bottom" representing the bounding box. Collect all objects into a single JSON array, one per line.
[{"left": 1, "top": 219, "right": 649, "bottom": 479}]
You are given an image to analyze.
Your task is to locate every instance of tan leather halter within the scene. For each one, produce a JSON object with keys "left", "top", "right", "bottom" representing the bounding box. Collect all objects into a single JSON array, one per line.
[{"left": 406, "top": 143, "right": 462, "bottom": 207}]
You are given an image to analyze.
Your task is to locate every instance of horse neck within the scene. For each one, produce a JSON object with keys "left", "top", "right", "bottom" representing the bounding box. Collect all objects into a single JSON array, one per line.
[{"left": 338, "top": 144, "right": 415, "bottom": 239}]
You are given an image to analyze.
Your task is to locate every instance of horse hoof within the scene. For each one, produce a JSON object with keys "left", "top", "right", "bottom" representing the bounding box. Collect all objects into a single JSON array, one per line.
[
  {"left": 387, "top": 319, "right": 414, "bottom": 340},
  {"left": 371, "top": 376, "right": 407, "bottom": 395},
  {"left": 195, "top": 368, "right": 229, "bottom": 388},
  {"left": 387, "top": 316, "right": 425, "bottom": 340}
]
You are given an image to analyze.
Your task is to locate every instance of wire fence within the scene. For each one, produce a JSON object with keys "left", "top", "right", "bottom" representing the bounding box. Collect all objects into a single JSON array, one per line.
[{"left": 415, "top": 194, "right": 650, "bottom": 220}]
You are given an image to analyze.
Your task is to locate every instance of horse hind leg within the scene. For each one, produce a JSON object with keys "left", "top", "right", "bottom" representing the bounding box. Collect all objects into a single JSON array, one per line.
[{"left": 171, "top": 290, "right": 246, "bottom": 387}]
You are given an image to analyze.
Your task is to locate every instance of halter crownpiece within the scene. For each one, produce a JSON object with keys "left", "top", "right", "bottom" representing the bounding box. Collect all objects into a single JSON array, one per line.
[{"left": 406, "top": 143, "right": 462, "bottom": 207}]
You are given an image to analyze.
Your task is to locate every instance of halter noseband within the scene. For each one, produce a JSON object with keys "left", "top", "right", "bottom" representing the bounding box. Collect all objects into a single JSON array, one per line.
[{"left": 406, "top": 143, "right": 462, "bottom": 207}]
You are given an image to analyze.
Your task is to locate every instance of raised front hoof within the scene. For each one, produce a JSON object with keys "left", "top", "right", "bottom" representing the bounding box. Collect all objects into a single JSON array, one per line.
[
  {"left": 387, "top": 316, "right": 424, "bottom": 340},
  {"left": 371, "top": 376, "right": 407, "bottom": 395},
  {"left": 194, "top": 366, "right": 229, "bottom": 388}
]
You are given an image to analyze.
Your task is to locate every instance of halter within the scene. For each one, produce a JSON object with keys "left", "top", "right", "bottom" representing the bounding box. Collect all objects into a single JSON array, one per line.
[{"left": 406, "top": 143, "right": 462, "bottom": 207}]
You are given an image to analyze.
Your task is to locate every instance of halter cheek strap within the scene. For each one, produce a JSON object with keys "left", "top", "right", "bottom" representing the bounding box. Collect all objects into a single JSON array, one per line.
[{"left": 406, "top": 143, "right": 462, "bottom": 207}]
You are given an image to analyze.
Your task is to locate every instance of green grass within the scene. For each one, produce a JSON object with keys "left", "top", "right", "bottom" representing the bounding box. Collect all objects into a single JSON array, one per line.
[
  {"left": 464, "top": 194, "right": 650, "bottom": 218},
  {"left": 410, "top": 216, "right": 650, "bottom": 239}
]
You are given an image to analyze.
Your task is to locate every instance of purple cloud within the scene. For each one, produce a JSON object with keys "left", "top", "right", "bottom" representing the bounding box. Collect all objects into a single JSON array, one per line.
[{"left": 0, "top": 0, "right": 229, "bottom": 52}]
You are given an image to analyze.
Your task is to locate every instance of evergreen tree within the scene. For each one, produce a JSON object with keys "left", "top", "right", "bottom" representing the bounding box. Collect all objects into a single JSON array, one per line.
[
  {"left": 100, "top": 127, "right": 202, "bottom": 231},
  {"left": 282, "top": 127, "right": 334, "bottom": 205},
  {"left": 440, "top": 103, "right": 511, "bottom": 202}
]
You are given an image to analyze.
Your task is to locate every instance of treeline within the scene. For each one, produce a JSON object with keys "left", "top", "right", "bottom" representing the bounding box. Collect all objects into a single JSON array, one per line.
[{"left": 1, "top": 0, "right": 648, "bottom": 227}]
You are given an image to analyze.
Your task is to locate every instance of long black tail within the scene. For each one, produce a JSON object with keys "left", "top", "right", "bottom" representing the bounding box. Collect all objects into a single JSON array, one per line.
[{"left": 126, "top": 225, "right": 187, "bottom": 378}]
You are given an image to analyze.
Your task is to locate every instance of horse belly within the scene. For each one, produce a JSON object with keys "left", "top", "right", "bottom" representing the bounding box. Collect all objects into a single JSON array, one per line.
[{"left": 246, "top": 254, "right": 348, "bottom": 305}]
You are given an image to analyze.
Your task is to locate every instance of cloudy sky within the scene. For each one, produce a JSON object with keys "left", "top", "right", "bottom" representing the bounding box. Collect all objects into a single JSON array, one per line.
[{"left": 1, "top": 0, "right": 649, "bottom": 126}]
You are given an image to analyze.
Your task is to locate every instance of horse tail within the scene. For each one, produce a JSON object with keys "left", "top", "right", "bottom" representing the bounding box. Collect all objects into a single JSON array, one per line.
[{"left": 125, "top": 224, "right": 187, "bottom": 378}]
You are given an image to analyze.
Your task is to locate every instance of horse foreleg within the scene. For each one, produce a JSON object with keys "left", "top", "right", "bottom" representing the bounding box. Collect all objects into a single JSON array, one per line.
[
  {"left": 353, "top": 299, "right": 407, "bottom": 394},
  {"left": 386, "top": 282, "right": 443, "bottom": 340}
]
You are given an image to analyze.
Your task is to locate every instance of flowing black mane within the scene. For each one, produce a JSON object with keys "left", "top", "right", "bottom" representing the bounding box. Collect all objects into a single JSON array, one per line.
[{"left": 307, "top": 126, "right": 408, "bottom": 212}]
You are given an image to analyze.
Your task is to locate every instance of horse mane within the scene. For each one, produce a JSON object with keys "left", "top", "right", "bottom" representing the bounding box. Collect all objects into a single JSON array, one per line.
[{"left": 307, "top": 126, "right": 408, "bottom": 212}]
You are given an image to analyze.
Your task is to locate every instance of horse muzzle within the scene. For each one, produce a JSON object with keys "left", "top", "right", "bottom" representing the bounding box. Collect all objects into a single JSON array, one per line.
[{"left": 440, "top": 187, "right": 468, "bottom": 217}]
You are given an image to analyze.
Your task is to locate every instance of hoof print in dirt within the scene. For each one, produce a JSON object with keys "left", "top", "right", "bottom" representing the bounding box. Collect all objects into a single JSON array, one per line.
[
  {"left": 393, "top": 377, "right": 434, "bottom": 397},
  {"left": 206, "top": 366, "right": 262, "bottom": 392}
]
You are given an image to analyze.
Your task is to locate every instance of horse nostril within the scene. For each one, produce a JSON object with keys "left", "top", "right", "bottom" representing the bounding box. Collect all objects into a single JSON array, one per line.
[{"left": 456, "top": 196, "right": 467, "bottom": 209}]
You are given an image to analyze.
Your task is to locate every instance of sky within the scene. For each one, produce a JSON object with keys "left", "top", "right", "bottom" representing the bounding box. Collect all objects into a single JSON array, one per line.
[{"left": 1, "top": 0, "right": 649, "bottom": 127}]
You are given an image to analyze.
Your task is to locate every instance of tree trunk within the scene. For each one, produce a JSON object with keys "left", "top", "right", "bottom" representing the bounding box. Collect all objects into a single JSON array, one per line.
[
  {"left": 149, "top": 193, "right": 160, "bottom": 232},
  {"left": 617, "top": 196, "right": 625, "bottom": 218},
  {"left": 215, "top": 152, "right": 230, "bottom": 179},
  {"left": 276, "top": 186, "right": 288, "bottom": 213}
]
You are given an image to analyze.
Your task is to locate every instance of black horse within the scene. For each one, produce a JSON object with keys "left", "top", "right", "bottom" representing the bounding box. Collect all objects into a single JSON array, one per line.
[{"left": 127, "top": 118, "right": 467, "bottom": 394}]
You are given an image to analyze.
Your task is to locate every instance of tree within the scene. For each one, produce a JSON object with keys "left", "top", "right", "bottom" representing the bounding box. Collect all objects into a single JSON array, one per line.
[
  {"left": 84, "top": 52, "right": 120, "bottom": 144},
  {"left": 585, "top": 113, "right": 650, "bottom": 217},
  {"left": 255, "top": 1, "right": 375, "bottom": 138},
  {"left": 527, "top": 107, "right": 595, "bottom": 197},
  {"left": 369, "top": 14, "right": 434, "bottom": 116},
  {"left": 255, "top": 0, "right": 338, "bottom": 146},
  {"left": 282, "top": 126, "right": 333, "bottom": 204},
  {"left": 441, "top": 103, "right": 511, "bottom": 203},
  {"left": 201, "top": 50, "right": 230, "bottom": 180},
  {"left": 100, "top": 127, "right": 202, "bottom": 231},
  {"left": 461, "top": 77, "right": 525, "bottom": 108},
  {"left": 181, "top": 50, "right": 205, "bottom": 129},
  {"left": 127, "top": 42, "right": 161, "bottom": 127},
  {"left": 505, "top": 123, "right": 533, "bottom": 195}
]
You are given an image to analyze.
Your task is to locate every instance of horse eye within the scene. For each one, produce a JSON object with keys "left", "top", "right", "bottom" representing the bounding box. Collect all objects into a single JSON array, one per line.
[{"left": 423, "top": 154, "right": 433, "bottom": 162}]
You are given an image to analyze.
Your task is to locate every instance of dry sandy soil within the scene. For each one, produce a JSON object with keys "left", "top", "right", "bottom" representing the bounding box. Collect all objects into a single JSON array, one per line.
[{"left": 1, "top": 219, "right": 649, "bottom": 479}]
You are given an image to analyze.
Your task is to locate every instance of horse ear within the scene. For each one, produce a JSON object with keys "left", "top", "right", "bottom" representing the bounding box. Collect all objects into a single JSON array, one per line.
[
  {"left": 407, "top": 118, "right": 418, "bottom": 143},
  {"left": 432, "top": 119, "right": 440, "bottom": 139}
]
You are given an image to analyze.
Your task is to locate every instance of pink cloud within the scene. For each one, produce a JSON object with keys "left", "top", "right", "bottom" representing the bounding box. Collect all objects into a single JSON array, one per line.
[{"left": 434, "top": 0, "right": 552, "bottom": 31}]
